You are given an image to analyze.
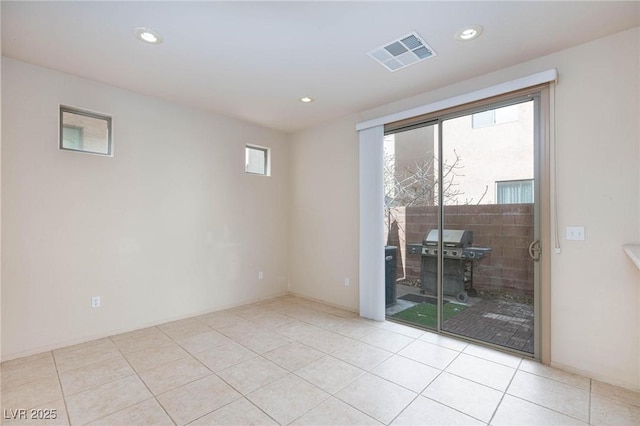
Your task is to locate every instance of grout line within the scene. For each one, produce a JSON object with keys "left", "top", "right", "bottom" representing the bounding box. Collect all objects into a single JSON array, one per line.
[
  {"left": 505, "top": 394, "right": 591, "bottom": 424},
  {"left": 50, "top": 350, "right": 73, "bottom": 426},
  {"left": 109, "top": 336, "right": 177, "bottom": 426},
  {"left": 487, "top": 366, "right": 518, "bottom": 425},
  {"left": 420, "top": 394, "right": 490, "bottom": 425}
]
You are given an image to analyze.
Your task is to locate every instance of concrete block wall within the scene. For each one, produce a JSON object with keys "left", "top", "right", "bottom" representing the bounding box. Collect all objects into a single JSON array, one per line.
[{"left": 388, "top": 204, "right": 534, "bottom": 296}]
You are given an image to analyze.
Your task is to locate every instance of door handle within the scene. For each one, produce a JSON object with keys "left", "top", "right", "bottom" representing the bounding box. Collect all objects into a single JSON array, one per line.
[{"left": 528, "top": 240, "right": 541, "bottom": 261}]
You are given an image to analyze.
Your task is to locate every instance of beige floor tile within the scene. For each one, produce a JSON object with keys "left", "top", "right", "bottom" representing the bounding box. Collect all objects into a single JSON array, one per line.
[
  {"left": 258, "top": 297, "right": 298, "bottom": 311},
  {"left": 1, "top": 376, "right": 63, "bottom": 412},
  {"left": 300, "top": 300, "right": 336, "bottom": 312},
  {"left": 591, "top": 393, "right": 640, "bottom": 426},
  {"left": 137, "top": 356, "right": 211, "bottom": 395},
  {"left": 247, "top": 312, "right": 295, "bottom": 329},
  {"left": 1, "top": 352, "right": 58, "bottom": 390},
  {"left": 217, "top": 357, "right": 287, "bottom": 395},
  {"left": 197, "top": 311, "right": 247, "bottom": 329},
  {"left": 392, "top": 395, "right": 484, "bottom": 425},
  {"left": 507, "top": 370, "right": 589, "bottom": 422},
  {"left": 189, "top": 398, "right": 278, "bottom": 425},
  {"left": 491, "top": 394, "right": 587, "bottom": 426},
  {"left": 591, "top": 379, "right": 640, "bottom": 407},
  {"left": 65, "top": 375, "right": 152, "bottom": 425},
  {"left": 158, "top": 375, "right": 241, "bottom": 425},
  {"left": 262, "top": 342, "right": 324, "bottom": 371},
  {"left": 291, "top": 397, "right": 382, "bottom": 426},
  {"left": 445, "top": 353, "right": 516, "bottom": 391},
  {"left": 463, "top": 344, "right": 522, "bottom": 368},
  {"left": 327, "top": 319, "right": 378, "bottom": 340},
  {"left": 110, "top": 327, "right": 173, "bottom": 354},
  {"left": 158, "top": 318, "right": 213, "bottom": 340},
  {"left": 377, "top": 321, "right": 425, "bottom": 339},
  {"left": 423, "top": 372, "right": 502, "bottom": 423},
  {"left": 297, "top": 329, "right": 354, "bottom": 354},
  {"left": 331, "top": 341, "right": 392, "bottom": 371},
  {"left": 300, "top": 311, "right": 347, "bottom": 329},
  {"left": 275, "top": 305, "right": 312, "bottom": 319},
  {"left": 176, "top": 330, "right": 232, "bottom": 354},
  {"left": 52, "top": 338, "right": 109, "bottom": 356},
  {"left": 335, "top": 373, "right": 416, "bottom": 424},
  {"left": 88, "top": 398, "right": 174, "bottom": 426},
  {"left": 217, "top": 321, "right": 268, "bottom": 340},
  {"left": 1, "top": 398, "right": 69, "bottom": 426},
  {"left": 350, "top": 317, "right": 386, "bottom": 329},
  {"left": 232, "top": 305, "right": 272, "bottom": 320},
  {"left": 322, "top": 306, "right": 359, "bottom": 319},
  {"left": 519, "top": 359, "right": 590, "bottom": 390},
  {"left": 398, "top": 340, "right": 460, "bottom": 369},
  {"left": 247, "top": 374, "right": 330, "bottom": 425},
  {"left": 371, "top": 355, "right": 441, "bottom": 393},
  {"left": 193, "top": 342, "right": 257, "bottom": 372},
  {"left": 1, "top": 351, "right": 53, "bottom": 367},
  {"left": 124, "top": 340, "right": 191, "bottom": 372},
  {"left": 419, "top": 331, "right": 469, "bottom": 352},
  {"left": 359, "top": 329, "right": 414, "bottom": 353},
  {"left": 59, "top": 355, "right": 134, "bottom": 395},
  {"left": 234, "top": 330, "right": 291, "bottom": 354},
  {"left": 295, "top": 356, "right": 365, "bottom": 394},
  {"left": 7, "top": 297, "right": 621, "bottom": 426},
  {"left": 274, "top": 321, "right": 321, "bottom": 340},
  {"left": 53, "top": 338, "right": 121, "bottom": 372}
]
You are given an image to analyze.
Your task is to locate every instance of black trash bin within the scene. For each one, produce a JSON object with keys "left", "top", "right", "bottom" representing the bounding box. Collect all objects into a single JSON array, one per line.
[{"left": 385, "top": 246, "right": 397, "bottom": 306}]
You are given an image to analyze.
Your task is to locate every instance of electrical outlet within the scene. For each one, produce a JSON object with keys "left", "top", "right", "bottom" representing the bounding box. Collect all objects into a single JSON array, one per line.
[
  {"left": 566, "top": 226, "right": 585, "bottom": 241},
  {"left": 91, "top": 296, "right": 101, "bottom": 308},
  {"left": 258, "top": 272, "right": 264, "bottom": 280},
  {"left": 344, "top": 277, "right": 350, "bottom": 287}
]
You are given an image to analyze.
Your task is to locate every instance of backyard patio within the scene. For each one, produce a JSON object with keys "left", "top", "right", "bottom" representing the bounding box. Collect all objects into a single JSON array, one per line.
[{"left": 386, "top": 282, "right": 534, "bottom": 354}]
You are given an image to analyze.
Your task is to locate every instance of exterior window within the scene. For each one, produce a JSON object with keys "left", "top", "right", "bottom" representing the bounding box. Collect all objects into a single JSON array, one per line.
[
  {"left": 496, "top": 179, "right": 534, "bottom": 204},
  {"left": 60, "top": 106, "right": 112, "bottom": 156},
  {"left": 62, "top": 125, "right": 83, "bottom": 150},
  {"left": 472, "top": 104, "right": 519, "bottom": 128},
  {"left": 245, "top": 145, "right": 269, "bottom": 175}
]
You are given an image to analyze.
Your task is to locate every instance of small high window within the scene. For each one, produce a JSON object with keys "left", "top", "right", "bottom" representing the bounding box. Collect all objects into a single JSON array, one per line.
[
  {"left": 245, "top": 145, "right": 269, "bottom": 176},
  {"left": 60, "top": 106, "right": 112, "bottom": 156}
]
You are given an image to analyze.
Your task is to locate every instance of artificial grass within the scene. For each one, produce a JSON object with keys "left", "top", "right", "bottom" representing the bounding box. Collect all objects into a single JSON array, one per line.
[{"left": 391, "top": 302, "right": 467, "bottom": 328}]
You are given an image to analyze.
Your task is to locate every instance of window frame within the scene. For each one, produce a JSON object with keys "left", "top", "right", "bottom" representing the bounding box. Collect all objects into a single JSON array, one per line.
[
  {"left": 59, "top": 105, "right": 113, "bottom": 156},
  {"left": 245, "top": 144, "right": 270, "bottom": 176}
]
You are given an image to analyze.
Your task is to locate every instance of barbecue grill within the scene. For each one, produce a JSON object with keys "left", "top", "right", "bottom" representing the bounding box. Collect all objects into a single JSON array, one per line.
[{"left": 407, "top": 229, "right": 491, "bottom": 303}]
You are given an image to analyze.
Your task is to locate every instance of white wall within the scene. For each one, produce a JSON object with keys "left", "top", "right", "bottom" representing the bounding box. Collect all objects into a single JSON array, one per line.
[
  {"left": 1, "top": 58, "right": 290, "bottom": 360},
  {"left": 289, "top": 114, "right": 360, "bottom": 309},
  {"left": 290, "top": 27, "right": 640, "bottom": 389}
]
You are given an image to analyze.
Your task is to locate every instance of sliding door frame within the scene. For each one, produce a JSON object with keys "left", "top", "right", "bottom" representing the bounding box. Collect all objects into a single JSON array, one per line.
[{"left": 382, "top": 85, "right": 551, "bottom": 361}]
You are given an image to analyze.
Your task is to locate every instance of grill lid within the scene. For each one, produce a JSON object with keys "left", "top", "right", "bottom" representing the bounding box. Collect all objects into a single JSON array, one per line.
[{"left": 424, "top": 229, "right": 473, "bottom": 248}]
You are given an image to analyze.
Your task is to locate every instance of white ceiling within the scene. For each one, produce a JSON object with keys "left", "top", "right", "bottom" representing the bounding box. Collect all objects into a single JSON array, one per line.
[{"left": 2, "top": 1, "right": 639, "bottom": 133}]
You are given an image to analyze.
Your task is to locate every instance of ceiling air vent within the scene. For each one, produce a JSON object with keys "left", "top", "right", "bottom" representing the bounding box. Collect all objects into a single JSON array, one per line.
[{"left": 368, "top": 31, "right": 437, "bottom": 72}]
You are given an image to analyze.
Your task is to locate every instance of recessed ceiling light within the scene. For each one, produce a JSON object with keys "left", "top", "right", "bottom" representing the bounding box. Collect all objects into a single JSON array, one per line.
[
  {"left": 455, "top": 25, "right": 483, "bottom": 41},
  {"left": 299, "top": 96, "right": 314, "bottom": 103},
  {"left": 135, "top": 27, "right": 163, "bottom": 45}
]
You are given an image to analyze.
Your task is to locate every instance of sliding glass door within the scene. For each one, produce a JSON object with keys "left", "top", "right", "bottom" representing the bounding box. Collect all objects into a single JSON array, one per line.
[{"left": 384, "top": 95, "right": 540, "bottom": 356}]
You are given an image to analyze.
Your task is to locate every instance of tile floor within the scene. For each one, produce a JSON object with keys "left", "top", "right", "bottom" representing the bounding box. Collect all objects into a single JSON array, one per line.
[{"left": 1, "top": 295, "right": 639, "bottom": 425}]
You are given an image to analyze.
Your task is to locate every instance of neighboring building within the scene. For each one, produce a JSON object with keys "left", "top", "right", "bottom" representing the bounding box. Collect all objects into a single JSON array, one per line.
[{"left": 384, "top": 102, "right": 534, "bottom": 207}]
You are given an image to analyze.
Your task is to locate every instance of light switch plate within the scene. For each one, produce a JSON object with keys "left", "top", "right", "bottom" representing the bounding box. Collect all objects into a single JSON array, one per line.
[{"left": 566, "top": 226, "right": 585, "bottom": 241}]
